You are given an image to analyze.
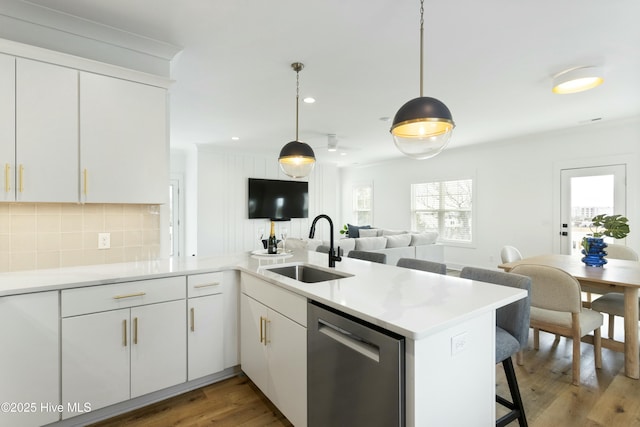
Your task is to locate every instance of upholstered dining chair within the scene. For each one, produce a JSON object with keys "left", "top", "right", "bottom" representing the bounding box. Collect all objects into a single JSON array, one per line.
[
  {"left": 460, "top": 267, "right": 531, "bottom": 427},
  {"left": 396, "top": 258, "right": 446, "bottom": 275},
  {"left": 511, "top": 264, "right": 603, "bottom": 386},
  {"left": 315, "top": 245, "right": 330, "bottom": 254},
  {"left": 501, "top": 246, "right": 523, "bottom": 264},
  {"left": 591, "top": 245, "right": 640, "bottom": 338},
  {"left": 347, "top": 250, "right": 387, "bottom": 264}
]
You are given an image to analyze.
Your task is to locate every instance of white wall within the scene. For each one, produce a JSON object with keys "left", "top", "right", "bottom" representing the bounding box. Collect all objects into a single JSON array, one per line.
[
  {"left": 183, "top": 146, "right": 338, "bottom": 257},
  {"left": 340, "top": 117, "right": 640, "bottom": 270}
]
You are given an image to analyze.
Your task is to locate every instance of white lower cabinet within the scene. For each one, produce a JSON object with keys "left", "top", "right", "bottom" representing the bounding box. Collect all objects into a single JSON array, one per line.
[
  {"left": 0, "top": 291, "right": 59, "bottom": 427},
  {"left": 240, "top": 274, "right": 307, "bottom": 427},
  {"left": 188, "top": 294, "right": 224, "bottom": 380},
  {"left": 61, "top": 277, "right": 187, "bottom": 418}
]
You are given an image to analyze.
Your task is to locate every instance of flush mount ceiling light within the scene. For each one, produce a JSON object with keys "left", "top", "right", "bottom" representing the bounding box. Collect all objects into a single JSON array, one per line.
[
  {"left": 278, "top": 62, "right": 316, "bottom": 178},
  {"left": 390, "top": 0, "right": 455, "bottom": 159},
  {"left": 552, "top": 66, "right": 604, "bottom": 94}
]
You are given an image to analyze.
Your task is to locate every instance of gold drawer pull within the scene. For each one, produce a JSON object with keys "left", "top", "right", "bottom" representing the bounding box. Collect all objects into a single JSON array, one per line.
[
  {"left": 83, "top": 169, "right": 88, "bottom": 196},
  {"left": 18, "top": 164, "right": 24, "bottom": 193},
  {"left": 190, "top": 307, "right": 195, "bottom": 332},
  {"left": 194, "top": 282, "right": 220, "bottom": 289},
  {"left": 113, "top": 292, "right": 146, "bottom": 300},
  {"left": 260, "top": 316, "right": 265, "bottom": 343},
  {"left": 4, "top": 164, "right": 9, "bottom": 192},
  {"left": 133, "top": 317, "right": 139, "bottom": 345},
  {"left": 123, "top": 319, "right": 127, "bottom": 347}
]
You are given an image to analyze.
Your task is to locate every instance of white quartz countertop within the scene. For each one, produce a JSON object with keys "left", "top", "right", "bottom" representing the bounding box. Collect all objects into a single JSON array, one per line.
[{"left": 0, "top": 251, "right": 525, "bottom": 340}]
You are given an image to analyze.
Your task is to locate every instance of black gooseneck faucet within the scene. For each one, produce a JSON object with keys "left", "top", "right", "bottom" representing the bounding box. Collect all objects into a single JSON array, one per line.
[{"left": 309, "top": 214, "right": 342, "bottom": 267}]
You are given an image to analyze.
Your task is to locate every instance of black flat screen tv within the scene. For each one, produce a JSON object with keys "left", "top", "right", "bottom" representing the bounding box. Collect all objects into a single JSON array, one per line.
[{"left": 248, "top": 178, "right": 309, "bottom": 220}]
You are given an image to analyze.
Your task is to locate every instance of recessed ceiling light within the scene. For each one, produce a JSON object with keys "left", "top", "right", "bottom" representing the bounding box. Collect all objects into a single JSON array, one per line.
[
  {"left": 303, "top": 97, "right": 315, "bottom": 104},
  {"left": 552, "top": 66, "right": 604, "bottom": 94},
  {"left": 231, "top": 136, "right": 240, "bottom": 140}
]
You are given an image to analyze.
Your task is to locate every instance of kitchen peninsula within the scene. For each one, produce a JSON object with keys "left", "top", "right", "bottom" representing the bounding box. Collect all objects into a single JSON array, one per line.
[{"left": 0, "top": 251, "right": 525, "bottom": 427}]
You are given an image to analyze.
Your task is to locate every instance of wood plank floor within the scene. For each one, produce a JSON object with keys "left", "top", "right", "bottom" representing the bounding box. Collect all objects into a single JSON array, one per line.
[{"left": 91, "top": 319, "right": 640, "bottom": 427}]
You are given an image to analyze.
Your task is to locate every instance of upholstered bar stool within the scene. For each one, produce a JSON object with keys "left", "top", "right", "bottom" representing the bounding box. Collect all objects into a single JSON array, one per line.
[
  {"left": 396, "top": 258, "right": 446, "bottom": 275},
  {"left": 460, "top": 267, "right": 531, "bottom": 426}
]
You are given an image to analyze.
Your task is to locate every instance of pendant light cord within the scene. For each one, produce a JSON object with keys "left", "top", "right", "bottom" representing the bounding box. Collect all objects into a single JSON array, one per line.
[
  {"left": 419, "top": 0, "right": 424, "bottom": 97},
  {"left": 295, "top": 67, "right": 300, "bottom": 141}
]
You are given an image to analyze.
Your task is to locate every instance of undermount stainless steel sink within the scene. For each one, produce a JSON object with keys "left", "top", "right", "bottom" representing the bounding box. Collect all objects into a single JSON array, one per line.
[{"left": 265, "top": 264, "right": 352, "bottom": 283}]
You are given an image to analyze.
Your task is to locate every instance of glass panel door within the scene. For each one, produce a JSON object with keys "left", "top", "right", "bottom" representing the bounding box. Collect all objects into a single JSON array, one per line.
[{"left": 560, "top": 165, "right": 626, "bottom": 255}]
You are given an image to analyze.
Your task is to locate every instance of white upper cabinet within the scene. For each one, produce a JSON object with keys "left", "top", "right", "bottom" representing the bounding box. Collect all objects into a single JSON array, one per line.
[
  {"left": 15, "top": 58, "right": 79, "bottom": 202},
  {"left": 80, "top": 72, "right": 168, "bottom": 204},
  {"left": 0, "top": 54, "right": 15, "bottom": 201}
]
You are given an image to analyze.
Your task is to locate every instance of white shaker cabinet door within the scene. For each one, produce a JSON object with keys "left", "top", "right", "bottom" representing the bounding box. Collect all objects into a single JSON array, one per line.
[
  {"left": 188, "top": 293, "right": 225, "bottom": 380},
  {"left": 266, "top": 307, "right": 307, "bottom": 427},
  {"left": 0, "top": 291, "right": 59, "bottom": 427},
  {"left": 0, "top": 53, "right": 15, "bottom": 201},
  {"left": 240, "top": 294, "right": 270, "bottom": 394},
  {"left": 80, "top": 72, "right": 168, "bottom": 203},
  {"left": 61, "top": 309, "right": 130, "bottom": 418},
  {"left": 130, "top": 299, "right": 187, "bottom": 397},
  {"left": 16, "top": 58, "right": 78, "bottom": 202}
]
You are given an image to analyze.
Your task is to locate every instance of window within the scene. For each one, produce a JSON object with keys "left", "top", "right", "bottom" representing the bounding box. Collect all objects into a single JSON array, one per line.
[
  {"left": 352, "top": 184, "right": 373, "bottom": 225},
  {"left": 411, "top": 179, "right": 472, "bottom": 242}
]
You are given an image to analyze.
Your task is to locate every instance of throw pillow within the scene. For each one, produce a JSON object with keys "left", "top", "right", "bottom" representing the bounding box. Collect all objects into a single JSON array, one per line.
[
  {"left": 382, "top": 229, "right": 409, "bottom": 236},
  {"left": 347, "top": 224, "right": 371, "bottom": 238},
  {"left": 385, "top": 234, "right": 412, "bottom": 248},
  {"left": 359, "top": 228, "right": 381, "bottom": 238},
  {"left": 354, "top": 236, "right": 387, "bottom": 251},
  {"left": 410, "top": 232, "right": 439, "bottom": 246}
]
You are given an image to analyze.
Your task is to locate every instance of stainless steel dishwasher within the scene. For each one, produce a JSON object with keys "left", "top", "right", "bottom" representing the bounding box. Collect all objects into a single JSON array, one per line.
[{"left": 308, "top": 300, "right": 405, "bottom": 427}]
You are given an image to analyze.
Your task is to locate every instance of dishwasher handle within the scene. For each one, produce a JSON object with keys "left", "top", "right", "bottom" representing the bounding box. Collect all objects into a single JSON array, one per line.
[{"left": 318, "top": 318, "right": 380, "bottom": 362}]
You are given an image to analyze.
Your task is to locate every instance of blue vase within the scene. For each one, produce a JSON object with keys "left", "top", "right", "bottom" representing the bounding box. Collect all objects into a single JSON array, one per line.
[{"left": 581, "top": 237, "right": 608, "bottom": 267}]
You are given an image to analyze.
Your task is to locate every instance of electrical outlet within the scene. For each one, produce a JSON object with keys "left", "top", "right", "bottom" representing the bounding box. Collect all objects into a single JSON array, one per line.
[
  {"left": 451, "top": 332, "right": 468, "bottom": 356},
  {"left": 98, "top": 233, "right": 111, "bottom": 250}
]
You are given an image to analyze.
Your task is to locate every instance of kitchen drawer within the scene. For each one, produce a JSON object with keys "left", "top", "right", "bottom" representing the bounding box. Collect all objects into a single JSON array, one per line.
[
  {"left": 187, "top": 272, "right": 223, "bottom": 298},
  {"left": 62, "top": 276, "right": 186, "bottom": 317},
  {"left": 241, "top": 273, "right": 306, "bottom": 327}
]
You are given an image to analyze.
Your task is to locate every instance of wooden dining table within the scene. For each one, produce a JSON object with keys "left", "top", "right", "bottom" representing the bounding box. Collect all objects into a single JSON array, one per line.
[{"left": 499, "top": 254, "right": 640, "bottom": 379}]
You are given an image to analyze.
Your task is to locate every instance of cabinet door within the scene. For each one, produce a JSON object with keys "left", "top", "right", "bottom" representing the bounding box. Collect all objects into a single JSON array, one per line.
[
  {"left": 267, "top": 308, "right": 307, "bottom": 427},
  {"left": 80, "top": 72, "right": 168, "bottom": 203},
  {"left": 62, "top": 309, "right": 130, "bottom": 417},
  {"left": 16, "top": 58, "right": 78, "bottom": 202},
  {"left": 188, "top": 294, "right": 224, "bottom": 380},
  {"left": 240, "top": 294, "right": 269, "bottom": 394},
  {"left": 130, "top": 300, "right": 186, "bottom": 397},
  {"left": 0, "top": 54, "right": 15, "bottom": 201},
  {"left": 0, "top": 292, "right": 59, "bottom": 427}
]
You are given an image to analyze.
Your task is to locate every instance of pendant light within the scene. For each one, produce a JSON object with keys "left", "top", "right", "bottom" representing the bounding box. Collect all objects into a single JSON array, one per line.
[
  {"left": 278, "top": 62, "right": 316, "bottom": 178},
  {"left": 390, "top": 0, "right": 455, "bottom": 159}
]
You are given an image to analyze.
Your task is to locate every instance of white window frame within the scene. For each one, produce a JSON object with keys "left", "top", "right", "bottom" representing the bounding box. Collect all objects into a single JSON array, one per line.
[
  {"left": 411, "top": 178, "right": 474, "bottom": 245},
  {"left": 352, "top": 183, "right": 373, "bottom": 225}
]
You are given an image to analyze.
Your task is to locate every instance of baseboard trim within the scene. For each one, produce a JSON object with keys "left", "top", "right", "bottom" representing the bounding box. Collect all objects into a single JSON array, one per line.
[{"left": 45, "top": 366, "right": 240, "bottom": 427}]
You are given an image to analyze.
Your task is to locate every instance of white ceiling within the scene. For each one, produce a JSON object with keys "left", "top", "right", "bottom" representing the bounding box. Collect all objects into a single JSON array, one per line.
[{"left": 11, "top": 0, "right": 640, "bottom": 166}]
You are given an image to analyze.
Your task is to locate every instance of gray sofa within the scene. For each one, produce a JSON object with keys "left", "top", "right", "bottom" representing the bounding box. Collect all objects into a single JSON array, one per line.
[{"left": 309, "top": 229, "right": 444, "bottom": 266}]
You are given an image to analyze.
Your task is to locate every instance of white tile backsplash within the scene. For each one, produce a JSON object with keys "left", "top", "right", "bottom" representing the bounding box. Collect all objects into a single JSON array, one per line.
[{"left": 0, "top": 203, "right": 161, "bottom": 272}]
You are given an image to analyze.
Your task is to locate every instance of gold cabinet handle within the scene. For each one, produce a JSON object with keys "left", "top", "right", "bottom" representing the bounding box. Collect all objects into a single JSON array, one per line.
[
  {"left": 264, "top": 319, "right": 270, "bottom": 345},
  {"left": 4, "top": 164, "right": 9, "bottom": 192},
  {"left": 123, "top": 319, "right": 127, "bottom": 347},
  {"left": 18, "top": 164, "right": 24, "bottom": 193},
  {"left": 113, "top": 292, "right": 146, "bottom": 300},
  {"left": 83, "top": 169, "right": 88, "bottom": 196},
  {"left": 133, "top": 317, "right": 138, "bottom": 345},
  {"left": 194, "top": 282, "right": 220, "bottom": 289},
  {"left": 259, "top": 316, "right": 265, "bottom": 343},
  {"left": 190, "top": 307, "right": 195, "bottom": 332}
]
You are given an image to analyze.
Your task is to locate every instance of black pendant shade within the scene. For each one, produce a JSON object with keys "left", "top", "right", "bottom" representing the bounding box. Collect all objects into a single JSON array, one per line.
[
  {"left": 278, "top": 62, "right": 316, "bottom": 178},
  {"left": 278, "top": 140, "right": 316, "bottom": 178},
  {"left": 390, "top": 0, "right": 455, "bottom": 159}
]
